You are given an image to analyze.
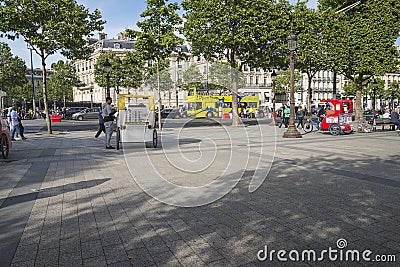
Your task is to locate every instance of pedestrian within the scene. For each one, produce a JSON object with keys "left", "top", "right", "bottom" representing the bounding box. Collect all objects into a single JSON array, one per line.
[
  {"left": 10, "top": 106, "right": 21, "bottom": 141},
  {"left": 296, "top": 106, "right": 305, "bottom": 128},
  {"left": 102, "top": 97, "right": 116, "bottom": 149},
  {"left": 18, "top": 110, "right": 27, "bottom": 140},
  {"left": 278, "top": 106, "right": 285, "bottom": 128},
  {"left": 283, "top": 105, "right": 290, "bottom": 127},
  {"left": 390, "top": 108, "right": 400, "bottom": 131},
  {"left": 95, "top": 108, "right": 106, "bottom": 138},
  {"left": 317, "top": 106, "right": 326, "bottom": 122}
]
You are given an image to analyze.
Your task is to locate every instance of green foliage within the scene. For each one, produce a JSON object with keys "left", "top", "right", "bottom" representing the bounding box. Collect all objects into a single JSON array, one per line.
[
  {"left": 0, "top": 0, "right": 105, "bottom": 61},
  {"left": 146, "top": 68, "right": 173, "bottom": 91},
  {"left": 389, "top": 81, "right": 400, "bottom": 99},
  {"left": 208, "top": 62, "right": 245, "bottom": 91},
  {"left": 182, "top": 0, "right": 290, "bottom": 125},
  {"left": 0, "top": 0, "right": 104, "bottom": 133},
  {"left": 182, "top": 0, "right": 290, "bottom": 69},
  {"left": 274, "top": 69, "right": 303, "bottom": 94},
  {"left": 182, "top": 63, "right": 203, "bottom": 88},
  {"left": 47, "top": 60, "right": 80, "bottom": 103},
  {"left": 319, "top": 0, "right": 400, "bottom": 121},
  {"left": 292, "top": 2, "right": 326, "bottom": 79},
  {"left": 94, "top": 51, "right": 145, "bottom": 93},
  {"left": 0, "top": 42, "right": 28, "bottom": 100},
  {"left": 126, "top": 0, "right": 183, "bottom": 62}
]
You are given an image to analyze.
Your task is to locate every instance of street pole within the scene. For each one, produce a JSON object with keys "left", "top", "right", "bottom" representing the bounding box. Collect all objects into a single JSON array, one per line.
[
  {"left": 29, "top": 47, "right": 36, "bottom": 117},
  {"left": 106, "top": 73, "right": 110, "bottom": 98},
  {"left": 103, "top": 58, "right": 112, "bottom": 99},
  {"left": 271, "top": 70, "right": 277, "bottom": 125},
  {"left": 373, "top": 79, "right": 377, "bottom": 111},
  {"left": 90, "top": 89, "right": 93, "bottom": 109},
  {"left": 157, "top": 58, "right": 162, "bottom": 131},
  {"left": 283, "top": 31, "right": 302, "bottom": 138}
]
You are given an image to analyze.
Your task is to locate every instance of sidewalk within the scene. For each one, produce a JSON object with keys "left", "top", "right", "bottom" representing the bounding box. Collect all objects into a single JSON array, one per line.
[{"left": 0, "top": 120, "right": 399, "bottom": 266}]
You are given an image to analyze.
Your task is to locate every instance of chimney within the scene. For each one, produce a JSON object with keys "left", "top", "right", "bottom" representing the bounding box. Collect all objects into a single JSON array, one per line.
[{"left": 98, "top": 33, "right": 107, "bottom": 40}]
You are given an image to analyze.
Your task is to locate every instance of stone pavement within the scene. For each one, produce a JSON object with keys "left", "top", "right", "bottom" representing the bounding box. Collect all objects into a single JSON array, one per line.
[{"left": 0, "top": 119, "right": 399, "bottom": 267}]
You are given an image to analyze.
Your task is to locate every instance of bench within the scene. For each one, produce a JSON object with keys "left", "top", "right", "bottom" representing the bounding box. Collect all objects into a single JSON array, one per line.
[{"left": 372, "top": 118, "right": 396, "bottom": 131}]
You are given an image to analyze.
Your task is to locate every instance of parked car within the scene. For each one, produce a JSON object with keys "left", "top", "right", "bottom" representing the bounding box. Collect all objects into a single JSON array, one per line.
[
  {"left": 72, "top": 108, "right": 101, "bottom": 121},
  {"left": 160, "top": 108, "right": 183, "bottom": 119},
  {"left": 0, "top": 118, "right": 12, "bottom": 159},
  {"left": 64, "top": 107, "right": 87, "bottom": 119}
]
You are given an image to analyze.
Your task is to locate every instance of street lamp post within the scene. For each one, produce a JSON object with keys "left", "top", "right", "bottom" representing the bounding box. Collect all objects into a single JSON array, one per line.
[
  {"left": 271, "top": 70, "right": 277, "bottom": 125},
  {"left": 373, "top": 79, "right": 377, "bottom": 110},
  {"left": 28, "top": 46, "right": 36, "bottom": 117},
  {"left": 283, "top": 30, "right": 302, "bottom": 138},
  {"left": 103, "top": 59, "right": 111, "bottom": 99},
  {"left": 90, "top": 88, "right": 93, "bottom": 109}
]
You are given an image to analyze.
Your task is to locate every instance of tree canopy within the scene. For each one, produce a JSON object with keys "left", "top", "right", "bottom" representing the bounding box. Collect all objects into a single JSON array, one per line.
[
  {"left": 0, "top": 0, "right": 104, "bottom": 133},
  {"left": 47, "top": 60, "right": 80, "bottom": 105},
  {"left": 0, "top": 42, "right": 28, "bottom": 101},
  {"left": 319, "top": 0, "right": 400, "bottom": 121},
  {"left": 182, "top": 0, "right": 290, "bottom": 125}
]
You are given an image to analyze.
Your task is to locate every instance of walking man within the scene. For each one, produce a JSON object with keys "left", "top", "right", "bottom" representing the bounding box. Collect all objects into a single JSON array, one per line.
[
  {"left": 102, "top": 97, "right": 116, "bottom": 149},
  {"left": 95, "top": 108, "right": 105, "bottom": 138}
]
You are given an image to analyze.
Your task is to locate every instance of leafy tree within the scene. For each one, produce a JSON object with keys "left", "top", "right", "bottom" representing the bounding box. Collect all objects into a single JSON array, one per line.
[
  {"left": 292, "top": 1, "right": 327, "bottom": 111},
  {"left": 319, "top": 0, "right": 400, "bottom": 122},
  {"left": 47, "top": 60, "right": 80, "bottom": 105},
  {"left": 388, "top": 81, "right": 400, "bottom": 106},
  {"left": 126, "top": 0, "right": 183, "bottom": 129},
  {"left": 122, "top": 51, "right": 145, "bottom": 90},
  {"left": 94, "top": 52, "right": 123, "bottom": 97},
  {"left": 182, "top": 0, "right": 290, "bottom": 126},
  {"left": 0, "top": 42, "right": 28, "bottom": 100},
  {"left": 274, "top": 69, "right": 303, "bottom": 94},
  {"left": 146, "top": 68, "right": 173, "bottom": 92},
  {"left": 208, "top": 62, "right": 245, "bottom": 93},
  {"left": 0, "top": 0, "right": 104, "bottom": 133},
  {"left": 182, "top": 63, "right": 203, "bottom": 89},
  {"left": 94, "top": 51, "right": 145, "bottom": 97}
]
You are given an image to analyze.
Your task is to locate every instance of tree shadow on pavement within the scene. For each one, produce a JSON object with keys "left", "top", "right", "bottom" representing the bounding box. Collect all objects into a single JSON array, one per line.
[{"left": 4, "top": 133, "right": 400, "bottom": 267}]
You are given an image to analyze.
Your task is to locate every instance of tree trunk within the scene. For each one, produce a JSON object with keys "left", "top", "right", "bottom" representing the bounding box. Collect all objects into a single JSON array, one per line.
[
  {"left": 41, "top": 55, "right": 52, "bottom": 134},
  {"left": 307, "top": 73, "right": 312, "bottom": 112},
  {"left": 230, "top": 50, "right": 239, "bottom": 127},
  {"left": 355, "top": 82, "right": 363, "bottom": 123}
]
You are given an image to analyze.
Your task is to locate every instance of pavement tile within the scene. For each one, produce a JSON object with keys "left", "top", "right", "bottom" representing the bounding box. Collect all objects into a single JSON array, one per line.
[
  {"left": 10, "top": 260, "right": 35, "bottom": 267},
  {"left": 12, "top": 243, "right": 39, "bottom": 263},
  {"left": 103, "top": 244, "right": 128, "bottom": 265},
  {"left": 34, "top": 248, "right": 59, "bottom": 267},
  {"left": 58, "top": 252, "right": 82, "bottom": 267},
  {"left": 82, "top": 256, "right": 108, "bottom": 267},
  {"left": 81, "top": 240, "right": 105, "bottom": 259},
  {"left": 126, "top": 247, "right": 155, "bottom": 267}
]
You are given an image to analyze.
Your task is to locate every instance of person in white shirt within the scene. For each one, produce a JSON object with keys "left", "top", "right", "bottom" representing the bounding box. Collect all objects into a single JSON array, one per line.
[
  {"left": 10, "top": 107, "right": 21, "bottom": 141},
  {"left": 382, "top": 110, "right": 390, "bottom": 119},
  {"left": 102, "top": 97, "right": 116, "bottom": 149}
]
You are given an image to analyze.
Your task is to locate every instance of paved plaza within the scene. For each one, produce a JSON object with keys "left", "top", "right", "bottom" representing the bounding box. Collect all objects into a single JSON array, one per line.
[{"left": 0, "top": 119, "right": 399, "bottom": 267}]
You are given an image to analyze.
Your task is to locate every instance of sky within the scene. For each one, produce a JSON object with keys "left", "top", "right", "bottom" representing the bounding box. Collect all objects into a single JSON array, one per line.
[{"left": 1, "top": 0, "right": 399, "bottom": 68}]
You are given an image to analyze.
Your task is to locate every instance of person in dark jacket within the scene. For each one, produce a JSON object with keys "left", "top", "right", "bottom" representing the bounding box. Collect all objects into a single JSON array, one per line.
[
  {"left": 94, "top": 109, "right": 106, "bottom": 138},
  {"left": 296, "top": 106, "right": 306, "bottom": 128},
  {"left": 390, "top": 108, "right": 400, "bottom": 130}
]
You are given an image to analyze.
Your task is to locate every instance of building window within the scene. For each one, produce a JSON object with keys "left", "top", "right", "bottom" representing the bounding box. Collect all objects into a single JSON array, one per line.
[
  {"left": 177, "top": 60, "right": 182, "bottom": 69},
  {"left": 203, "top": 66, "right": 207, "bottom": 75},
  {"left": 177, "top": 72, "right": 183, "bottom": 84},
  {"left": 243, "top": 65, "right": 249, "bottom": 71},
  {"left": 264, "top": 77, "right": 267, "bottom": 86},
  {"left": 148, "top": 59, "right": 153, "bottom": 67},
  {"left": 114, "top": 43, "right": 121, "bottom": 49},
  {"left": 250, "top": 76, "right": 253, "bottom": 85},
  {"left": 255, "top": 76, "right": 259, "bottom": 85}
]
